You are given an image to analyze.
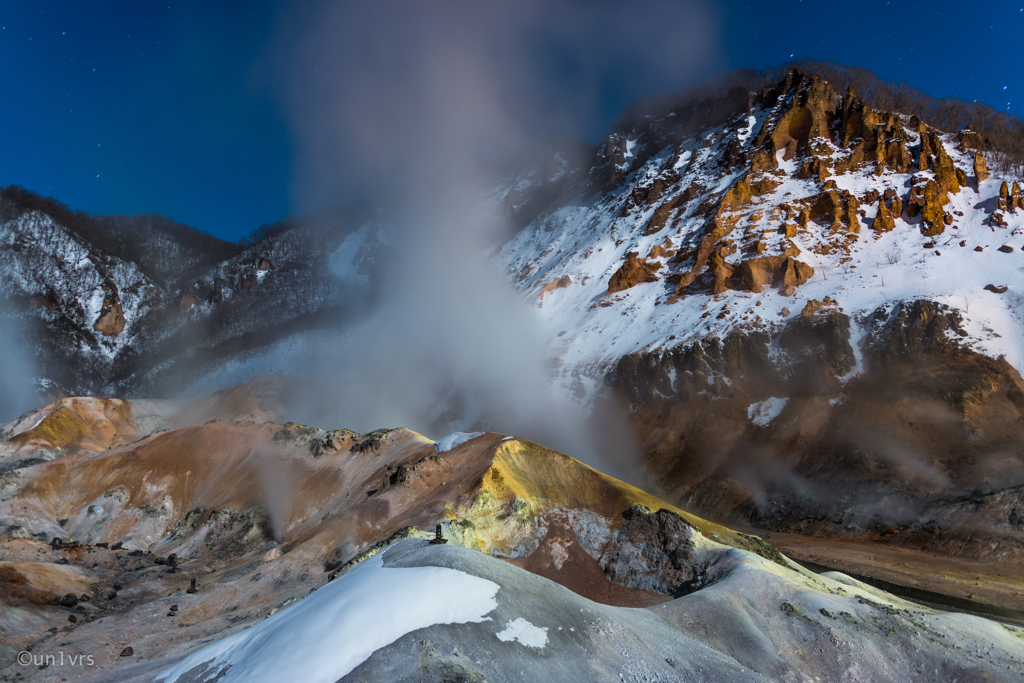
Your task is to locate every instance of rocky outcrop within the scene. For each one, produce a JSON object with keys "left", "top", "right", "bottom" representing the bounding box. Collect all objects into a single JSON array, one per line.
[
  {"left": 974, "top": 152, "right": 990, "bottom": 183},
  {"left": 1012, "top": 182, "right": 1024, "bottom": 212},
  {"left": 539, "top": 275, "right": 572, "bottom": 301},
  {"left": 919, "top": 132, "right": 963, "bottom": 195},
  {"left": 756, "top": 71, "right": 840, "bottom": 159},
  {"left": 865, "top": 299, "right": 965, "bottom": 363},
  {"left": 808, "top": 187, "right": 860, "bottom": 233},
  {"left": 907, "top": 178, "right": 951, "bottom": 236},
  {"left": 705, "top": 243, "right": 813, "bottom": 297},
  {"left": 959, "top": 126, "right": 984, "bottom": 149},
  {"left": 92, "top": 284, "right": 125, "bottom": 337},
  {"left": 838, "top": 90, "right": 912, "bottom": 175},
  {"left": 779, "top": 298, "right": 856, "bottom": 388},
  {"left": 872, "top": 190, "right": 902, "bottom": 233},
  {"left": 585, "top": 134, "right": 647, "bottom": 197},
  {"left": 608, "top": 252, "right": 661, "bottom": 294},
  {"left": 643, "top": 189, "right": 691, "bottom": 235},
  {"left": 600, "top": 506, "right": 701, "bottom": 596},
  {"left": 727, "top": 253, "right": 814, "bottom": 296}
]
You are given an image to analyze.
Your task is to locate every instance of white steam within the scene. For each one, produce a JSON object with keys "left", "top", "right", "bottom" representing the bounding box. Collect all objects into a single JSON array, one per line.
[
  {"left": 0, "top": 301, "right": 39, "bottom": 424},
  {"left": 271, "top": 1, "right": 718, "bottom": 478}
]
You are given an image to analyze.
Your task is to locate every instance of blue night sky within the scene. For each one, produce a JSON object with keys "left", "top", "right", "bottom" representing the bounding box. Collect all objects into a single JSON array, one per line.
[{"left": 1, "top": 1, "right": 1021, "bottom": 242}]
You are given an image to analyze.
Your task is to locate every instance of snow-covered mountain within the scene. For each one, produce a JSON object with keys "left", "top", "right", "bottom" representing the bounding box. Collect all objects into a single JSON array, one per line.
[
  {"left": 6, "top": 64, "right": 1024, "bottom": 677},
  {"left": 0, "top": 188, "right": 389, "bottom": 398},
  {"left": 493, "top": 67, "right": 1024, "bottom": 556},
  {"left": 4, "top": 66, "right": 1024, "bottom": 563}
]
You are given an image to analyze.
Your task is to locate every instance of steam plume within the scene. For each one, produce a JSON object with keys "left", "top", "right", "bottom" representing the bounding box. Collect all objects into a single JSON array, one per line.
[
  {"left": 0, "top": 300, "right": 38, "bottom": 424},
  {"left": 271, "top": 1, "right": 718, "bottom": 478}
]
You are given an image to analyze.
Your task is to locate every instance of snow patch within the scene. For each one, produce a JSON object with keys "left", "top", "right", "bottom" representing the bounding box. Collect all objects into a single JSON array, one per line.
[
  {"left": 157, "top": 551, "right": 498, "bottom": 683},
  {"left": 747, "top": 397, "right": 789, "bottom": 427},
  {"left": 435, "top": 431, "right": 485, "bottom": 453},
  {"left": 495, "top": 617, "right": 548, "bottom": 648}
]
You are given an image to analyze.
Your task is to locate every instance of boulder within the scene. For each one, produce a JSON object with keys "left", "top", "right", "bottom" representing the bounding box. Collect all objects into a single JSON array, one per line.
[
  {"left": 999, "top": 181, "right": 1010, "bottom": 212},
  {"left": 782, "top": 257, "right": 815, "bottom": 289},
  {"left": 988, "top": 212, "right": 1008, "bottom": 227}
]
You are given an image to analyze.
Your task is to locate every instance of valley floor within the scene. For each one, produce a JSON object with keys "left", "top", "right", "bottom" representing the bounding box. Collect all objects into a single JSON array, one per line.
[{"left": 767, "top": 531, "right": 1024, "bottom": 622}]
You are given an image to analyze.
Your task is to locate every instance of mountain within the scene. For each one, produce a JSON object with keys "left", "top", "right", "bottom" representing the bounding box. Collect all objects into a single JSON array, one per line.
[
  {"left": 1, "top": 382, "right": 1021, "bottom": 681},
  {"left": 0, "top": 187, "right": 390, "bottom": 398},
  {"left": 4, "top": 62, "right": 1024, "bottom": 644},
  {"left": 494, "top": 65, "right": 1024, "bottom": 573}
]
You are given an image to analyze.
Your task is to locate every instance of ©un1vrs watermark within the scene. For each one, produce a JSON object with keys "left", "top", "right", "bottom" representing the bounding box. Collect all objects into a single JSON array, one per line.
[{"left": 17, "top": 650, "right": 96, "bottom": 668}]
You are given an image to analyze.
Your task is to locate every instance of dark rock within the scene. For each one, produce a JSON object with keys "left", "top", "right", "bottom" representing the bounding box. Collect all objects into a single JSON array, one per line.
[
  {"left": 119, "top": 647, "right": 133, "bottom": 657},
  {"left": 353, "top": 429, "right": 397, "bottom": 453},
  {"left": 601, "top": 506, "right": 700, "bottom": 596}
]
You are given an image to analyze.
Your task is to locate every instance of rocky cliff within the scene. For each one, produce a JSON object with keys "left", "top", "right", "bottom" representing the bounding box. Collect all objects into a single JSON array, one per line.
[{"left": 497, "top": 67, "right": 1024, "bottom": 567}]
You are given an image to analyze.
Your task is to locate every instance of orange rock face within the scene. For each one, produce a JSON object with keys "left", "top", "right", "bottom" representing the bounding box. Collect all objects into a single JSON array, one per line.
[
  {"left": 1, "top": 397, "right": 142, "bottom": 460},
  {"left": 608, "top": 252, "right": 661, "bottom": 294},
  {"left": 974, "top": 152, "right": 990, "bottom": 184},
  {"left": 907, "top": 178, "right": 951, "bottom": 236}
]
